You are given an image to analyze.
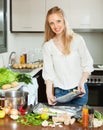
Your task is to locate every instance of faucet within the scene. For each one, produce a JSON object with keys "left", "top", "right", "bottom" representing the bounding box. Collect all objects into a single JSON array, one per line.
[{"left": 8, "top": 51, "right": 16, "bottom": 68}]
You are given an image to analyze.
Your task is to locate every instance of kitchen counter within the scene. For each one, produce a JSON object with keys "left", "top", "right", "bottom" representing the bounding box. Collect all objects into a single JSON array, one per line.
[
  {"left": 0, "top": 107, "right": 103, "bottom": 130},
  {"left": 29, "top": 67, "right": 42, "bottom": 77}
]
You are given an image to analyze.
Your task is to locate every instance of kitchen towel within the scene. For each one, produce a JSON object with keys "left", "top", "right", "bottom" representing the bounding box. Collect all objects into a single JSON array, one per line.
[{"left": 21, "top": 77, "right": 38, "bottom": 105}]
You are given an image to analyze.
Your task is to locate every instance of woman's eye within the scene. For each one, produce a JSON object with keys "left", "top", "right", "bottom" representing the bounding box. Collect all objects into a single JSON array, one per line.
[
  {"left": 57, "top": 20, "right": 61, "bottom": 23},
  {"left": 49, "top": 22, "right": 54, "bottom": 26}
]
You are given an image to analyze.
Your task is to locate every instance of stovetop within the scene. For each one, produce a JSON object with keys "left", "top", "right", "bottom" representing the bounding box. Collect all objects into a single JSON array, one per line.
[{"left": 87, "top": 64, "right": 103, "bottom": 84}]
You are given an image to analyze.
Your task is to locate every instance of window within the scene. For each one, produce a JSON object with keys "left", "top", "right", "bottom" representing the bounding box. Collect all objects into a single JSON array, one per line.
[{"left": 0, "top": 0, "right": 7, "bottom": 53}]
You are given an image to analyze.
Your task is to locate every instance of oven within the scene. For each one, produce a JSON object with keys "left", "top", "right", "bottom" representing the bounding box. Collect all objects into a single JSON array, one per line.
[{"left": 87, "top": 65, "right": 103, "bottom": 106}]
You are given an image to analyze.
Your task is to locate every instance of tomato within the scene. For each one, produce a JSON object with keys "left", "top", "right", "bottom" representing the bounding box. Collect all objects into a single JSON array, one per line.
[{"left": 0, "top": 109, "right": 6, "bottom": 118}]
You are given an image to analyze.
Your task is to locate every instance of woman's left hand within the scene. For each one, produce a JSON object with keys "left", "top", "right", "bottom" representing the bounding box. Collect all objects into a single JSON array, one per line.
[{"left": 78, "top": 83, "right": 86, "bottom": 97}]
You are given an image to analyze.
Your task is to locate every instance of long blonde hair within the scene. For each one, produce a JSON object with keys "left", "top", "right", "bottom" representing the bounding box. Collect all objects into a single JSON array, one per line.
[{"left": 44, "top": 6, "right": 74, "bottom": 54}]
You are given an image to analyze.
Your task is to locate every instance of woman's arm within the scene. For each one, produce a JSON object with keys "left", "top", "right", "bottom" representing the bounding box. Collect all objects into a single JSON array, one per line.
[
  {"left": 45, "top": 80, "right": 56, "bottom": 105},
  {"left": 78, "top": 72, "right": 90, "bottom": 94},
  {"left": 42, "top": 43, "right": 56, "bottom": 105}
]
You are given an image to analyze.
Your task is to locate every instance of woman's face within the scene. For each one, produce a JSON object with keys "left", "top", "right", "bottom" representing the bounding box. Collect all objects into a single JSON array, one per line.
[{"left": 48, "top": 13, "right": 65, "bottom": 35}]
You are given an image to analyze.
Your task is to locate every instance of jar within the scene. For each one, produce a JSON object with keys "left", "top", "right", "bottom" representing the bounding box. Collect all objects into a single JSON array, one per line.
[
  {"left": 20, "top": 54, "right": 25, "bottom": 64},
  {"left": 0, "top": 97, "right": 5, "bottom": 108}
]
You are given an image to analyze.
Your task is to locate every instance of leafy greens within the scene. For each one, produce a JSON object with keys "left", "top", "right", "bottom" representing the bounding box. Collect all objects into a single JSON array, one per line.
[{"left": 0, "top": 68, "right": 32, "bottom": 88}]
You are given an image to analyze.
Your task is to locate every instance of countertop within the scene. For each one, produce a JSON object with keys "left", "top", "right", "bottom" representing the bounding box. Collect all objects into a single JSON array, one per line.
[
  {"left": 0, "top": 107, "right": 103, "bottom": 130},
  {"left": 29, "top": 67, "right": 42, "bottom": 77}
]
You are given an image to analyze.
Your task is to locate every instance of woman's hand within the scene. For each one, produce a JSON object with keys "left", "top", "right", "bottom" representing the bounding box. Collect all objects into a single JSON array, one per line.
[
  {"left": 46, "top": 87, "right": 56, "bottom": 105},
  {"left": 78, "top": 72, "right": 90, "bottom": 97},
  {"left": 78, "top": 83, "right": 86, "bottom": 97},
  {"left": 45, "top": 80, "right": 56, "bottom": 105}
]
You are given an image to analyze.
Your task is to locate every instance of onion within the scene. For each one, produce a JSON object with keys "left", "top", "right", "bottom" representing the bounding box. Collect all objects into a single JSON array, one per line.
[{"left": 10, "top": 109, "right": 19, "bottom": 115}]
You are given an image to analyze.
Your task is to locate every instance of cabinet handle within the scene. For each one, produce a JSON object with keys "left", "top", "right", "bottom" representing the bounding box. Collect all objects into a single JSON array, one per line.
[{"left": 22, "top": 27, "right": 32, "bottom": 28}]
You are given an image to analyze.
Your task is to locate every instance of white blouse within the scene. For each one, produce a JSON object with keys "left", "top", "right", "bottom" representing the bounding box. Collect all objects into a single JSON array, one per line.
[{"left": 42, "top": 34, "right": 94, "bottom": 90}]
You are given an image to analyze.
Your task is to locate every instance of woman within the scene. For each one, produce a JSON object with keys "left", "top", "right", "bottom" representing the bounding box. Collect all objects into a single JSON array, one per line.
[{"left": 42, "top": 6, "right": 94, "bottom": 106}]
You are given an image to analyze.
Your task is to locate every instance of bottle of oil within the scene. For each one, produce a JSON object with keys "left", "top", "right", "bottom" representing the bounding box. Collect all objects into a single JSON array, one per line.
[
  {"left": 88, "top": 108, "right": 94, "bottom": 128},
  {"left": 20, "top": 49, "right": 27, "bottom": 64},
  {"left": 82, "top": 105, "right": 89, "bottom": 127},
  {"left": 20, "top": 54, "right": 25, "bottom": 64}
]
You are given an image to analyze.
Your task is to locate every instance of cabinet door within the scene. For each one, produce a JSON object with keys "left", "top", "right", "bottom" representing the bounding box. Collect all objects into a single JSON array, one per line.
[
  {"left": 46, "top": 0, "right": 103, "bottom": 29},
  {"left": 10, "top": 0, "right": 45, "bottom": 32},
  {"left": 69, "top": 0, "right": 103, "bottom": 29},
  {"left": 46, "top": 0, "right": 71, "bottom": 24}
]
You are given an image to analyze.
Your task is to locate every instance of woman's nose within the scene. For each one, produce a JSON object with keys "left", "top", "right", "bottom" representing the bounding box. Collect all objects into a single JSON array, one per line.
[{"left": 54, "top": 23, "right": 58, "bottom": 28}]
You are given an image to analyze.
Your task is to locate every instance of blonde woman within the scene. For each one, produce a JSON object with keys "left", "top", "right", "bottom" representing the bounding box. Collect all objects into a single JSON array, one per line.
[{"left": 42, "top": 6, "right": 94, "bottom": 106}]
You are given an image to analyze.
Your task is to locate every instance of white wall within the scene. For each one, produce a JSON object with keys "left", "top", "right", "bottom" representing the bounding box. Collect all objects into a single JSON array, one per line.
[
  {"left": 0, "top": 0, "right": 103, "bottom": 67},
  {"left": 79, "top": 32, "right": 103, "bottom": 65}
]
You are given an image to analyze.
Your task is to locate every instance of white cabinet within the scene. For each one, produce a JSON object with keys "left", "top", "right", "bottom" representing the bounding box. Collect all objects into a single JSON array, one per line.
[
  {"left": 46, "top": 0, "right": 71, "bottom": 25},
  {"left": 10, "top": 0, "right": 103, "bottom": 32},
  {"left": 10, "top": 0, "right": 45, "bottom": 32},
  {"left": 46, "top": 0, "right": 103, "bottom": 30},
  {"left": 69, "top": 0, "right": 103, "bottom": 29}
]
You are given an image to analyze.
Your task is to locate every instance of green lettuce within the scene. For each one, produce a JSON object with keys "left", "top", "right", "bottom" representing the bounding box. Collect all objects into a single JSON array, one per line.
[
  {"left": 0, "top": 68, "right": 32, "bottom": 88},
  {"left": 0, "top": 68, "right": 18, "bottom": 87}
]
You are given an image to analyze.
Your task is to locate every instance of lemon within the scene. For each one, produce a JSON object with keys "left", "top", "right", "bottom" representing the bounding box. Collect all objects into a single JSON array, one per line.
[
  {"left": 40, "top": 113, "right": 49, "bottom": 120},
  {"left": 0, "top": 110, "right": 6, "bottom": 118}
]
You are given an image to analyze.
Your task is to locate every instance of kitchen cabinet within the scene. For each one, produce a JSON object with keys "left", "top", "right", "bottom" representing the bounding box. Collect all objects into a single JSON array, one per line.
[
  {"left": 46, "top": 0, "right": 70, "bottom": 21},
  {"left": 10, "top": 0, "right": 45, "bottom": 32},
  {"left": 10, "top": 0, "right": 103, "bottom": 32},
  {"left": 46, "top": 0, "right": 103, "bottom": 30},
  {"left": 68, "top": 0, "right": 103, "bottom": 29}
]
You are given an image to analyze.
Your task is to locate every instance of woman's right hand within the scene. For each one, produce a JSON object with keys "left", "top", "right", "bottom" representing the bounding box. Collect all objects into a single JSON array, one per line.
[{"left": 46, "top": 86, "right": 56, "bottom": 105}]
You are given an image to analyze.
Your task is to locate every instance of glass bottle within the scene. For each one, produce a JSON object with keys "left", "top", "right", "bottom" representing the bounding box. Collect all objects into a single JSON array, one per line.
[
  {"left": 89, "top": 108, "right": 94, "bottom": 128},
  {"left": 82, "top": 105, "right": 89, "bottom": 127}
]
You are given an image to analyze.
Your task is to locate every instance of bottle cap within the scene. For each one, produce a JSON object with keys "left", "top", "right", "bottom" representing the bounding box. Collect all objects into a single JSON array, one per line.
[{"left": 82, "top": 108, "right": 88, "bottom": 114}]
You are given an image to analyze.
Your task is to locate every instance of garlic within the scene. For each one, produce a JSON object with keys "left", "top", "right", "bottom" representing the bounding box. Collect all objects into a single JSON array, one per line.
[
  {"left": 42, "top": 120, "right": 48, "bottom": 127},
  {"left": 93, "top": 118, "right": 103, "bottom": 128},
  {"left": 70, "top": 118, "right": 76, "bottom": 125},
  {"left": 64, "top": 119, "right": 70, "bottom": 125},
  {"left": 49, "top": 124, "right": 55, "bottom": 127},
  {"left": 10, "top": 115, "right": 19, "bottom": 120}
]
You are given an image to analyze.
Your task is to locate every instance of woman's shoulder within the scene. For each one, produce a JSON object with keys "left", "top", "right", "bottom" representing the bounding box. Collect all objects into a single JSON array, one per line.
[
  {"left": 72, "top": 33, "right": 85, "bottom": 46},
  {"left": 73, "top": 33, "right": 84, "bottom": 41},
  {"left": 43, "top": 39, "right": 53, "bottom": 47},
  {"left": 42, "top": 39, "right": 54, "bottom": 51}
]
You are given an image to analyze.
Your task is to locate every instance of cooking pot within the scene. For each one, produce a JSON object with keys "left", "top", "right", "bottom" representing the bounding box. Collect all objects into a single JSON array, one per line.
[{"left": 4, "top": 91, "right": 28, "bottom": 110}]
